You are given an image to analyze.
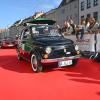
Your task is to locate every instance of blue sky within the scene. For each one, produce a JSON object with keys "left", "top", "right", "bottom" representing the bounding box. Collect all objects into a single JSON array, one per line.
[{"left": 0, "top": 0, "right": 62, "bottom": 28}]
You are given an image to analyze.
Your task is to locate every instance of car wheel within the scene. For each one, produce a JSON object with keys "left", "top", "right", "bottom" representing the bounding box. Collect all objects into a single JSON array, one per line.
[
  {"left": 0, "top": 45, "right": 2, "bottom": 48},
  {"left": 94, "top": 53, "right": 100, "bottom": 62},
  {"left": 72, "top": 59, "right": 78, "bottom": 66},
  {"left": 0, "top": 43, "right": 3, "bottom": 48},
  {"left": 17, "top": 49, "right": 23, "bottom": 61},
  {"left": 31, "top": 54, "right": 43, "bottom": 72}
]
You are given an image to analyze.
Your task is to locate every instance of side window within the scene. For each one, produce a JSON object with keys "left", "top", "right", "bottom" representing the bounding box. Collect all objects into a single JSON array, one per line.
[
  {"left": 21, "top": 29, "right": 30, "bottom": 40},
  {"left": 32, "top": 27, "right": 39, "bottom": 35}
]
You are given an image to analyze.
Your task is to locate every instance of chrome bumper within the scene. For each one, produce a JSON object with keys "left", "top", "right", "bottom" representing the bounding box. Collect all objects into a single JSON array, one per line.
[{"left": 41, "top": 55, "right": 81, "bottom": 63}]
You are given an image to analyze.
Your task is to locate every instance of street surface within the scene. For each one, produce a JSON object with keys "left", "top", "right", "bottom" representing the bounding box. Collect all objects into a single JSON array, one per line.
[{"left": 0, "top": 48, "right": 100, "bottom": 100}]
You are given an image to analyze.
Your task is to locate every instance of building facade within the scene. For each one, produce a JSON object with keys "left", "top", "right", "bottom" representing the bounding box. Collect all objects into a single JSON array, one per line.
[
  {"left": 79, "top": 0, "right": 100, "bottom": 23},
  {"left": 0, "top": 29, "right": 8, "bottom": 39},
  {"left": 45, "top": 9, "right": 57, "bottom": 23},
  {"left": 45, "top": 0, "right": 79, "bottom": 26}
]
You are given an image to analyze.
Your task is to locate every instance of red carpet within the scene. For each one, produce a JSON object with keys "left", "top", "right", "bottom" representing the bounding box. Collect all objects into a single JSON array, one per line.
[{"left": 0, "top": 49, "right": 100, "bottom": 100}]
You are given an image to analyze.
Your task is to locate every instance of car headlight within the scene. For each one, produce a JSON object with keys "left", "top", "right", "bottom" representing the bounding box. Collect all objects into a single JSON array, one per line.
[
  {"left": 75, "top": 45, "right": 79, "bottom": 51},
  {"left": 45, "top": 47, "right": 52, "bottom": 54}
]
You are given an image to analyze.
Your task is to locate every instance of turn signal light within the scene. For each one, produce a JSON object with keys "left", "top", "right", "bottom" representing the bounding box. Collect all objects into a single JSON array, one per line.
[{"left": 43, "top": 54, "right": 48, "bottom": 59}]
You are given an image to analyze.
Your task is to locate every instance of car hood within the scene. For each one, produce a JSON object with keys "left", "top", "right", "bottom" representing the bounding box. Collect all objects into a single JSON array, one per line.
[{"left": 33, "top": 36, "right": 73, "bottom": 46}]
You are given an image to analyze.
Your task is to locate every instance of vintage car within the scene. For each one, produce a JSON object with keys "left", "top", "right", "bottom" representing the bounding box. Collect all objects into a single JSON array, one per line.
[
  {"left": 0, "top": 40, "right": 1, "bottom": 48},
  {"left": 0, "top": 37, "right": 16, "bottom": 48},
  {"left": 16, "top": 24, "right": 80, "bottom": 72}
]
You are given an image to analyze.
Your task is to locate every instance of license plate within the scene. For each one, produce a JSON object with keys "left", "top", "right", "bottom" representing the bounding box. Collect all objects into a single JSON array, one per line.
[{"left": 58, "top": 60, "right": 72, "bottom": 67}]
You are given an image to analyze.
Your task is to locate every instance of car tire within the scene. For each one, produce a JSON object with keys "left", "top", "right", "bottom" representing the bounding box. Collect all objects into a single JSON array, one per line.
[
  {"left": 0, "top": 43, "right": 3, "bottom": 48},
  {"left": 94, "top": 53, "right": 100, "bottom": 62},
  {"left": 31, "top": 54, "right": 43, "bottom": 72},
  {"left": 72, "top": 59, "right": 78, "bottom": 66},
  {"left": 17, "top": 49, "right": 23, "bottom": 61}
]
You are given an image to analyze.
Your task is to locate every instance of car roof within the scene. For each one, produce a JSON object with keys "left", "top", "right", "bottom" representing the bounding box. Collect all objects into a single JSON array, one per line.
[{"left": 23, "top": 18, "right": 56, "bottom": 25}]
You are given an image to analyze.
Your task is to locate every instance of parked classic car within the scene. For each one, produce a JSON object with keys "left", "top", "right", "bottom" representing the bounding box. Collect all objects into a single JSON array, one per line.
[
  {"left": 16, "top": 24, "right": 80, "bottom": 72},
  {"left": 0, "top": 37, "right": 16, "bottom": 48}
]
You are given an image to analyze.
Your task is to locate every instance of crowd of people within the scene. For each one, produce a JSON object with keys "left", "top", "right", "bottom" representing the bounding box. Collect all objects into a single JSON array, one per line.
[{"left": 57, "top": 17, "right": 100, "bottom": 41}]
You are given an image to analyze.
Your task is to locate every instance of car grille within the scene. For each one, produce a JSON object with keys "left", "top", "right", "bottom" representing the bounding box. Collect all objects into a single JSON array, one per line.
[{"left": 48, "top": 45, "right": 76, "bottom": 59}]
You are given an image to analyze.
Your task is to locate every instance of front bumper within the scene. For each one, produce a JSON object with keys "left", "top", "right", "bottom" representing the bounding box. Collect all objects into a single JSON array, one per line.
[
  {"left": 41, "top": 55, "right": 81, "bottom": 64},
  {"left": 2, "top": 43, "right": 14, "bottom": 47}
]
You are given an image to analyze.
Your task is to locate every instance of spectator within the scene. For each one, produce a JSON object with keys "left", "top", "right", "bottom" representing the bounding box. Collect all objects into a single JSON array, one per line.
[
  {"left": 69, "top": 19, "right": 76, "bottom": 34},
  {"left": 85, "top": 18, "right": 90, "bottom": 33},
  {"left": 56, "top": 24, "right": 62, "bottom": 34},
  {"left": 88, "top": 17, "right": 99, "bottom": 34},
  {"left": 62, "top": 21, "right": 73, "bottom": 35},
  {"left": 76, "top": 19, "right": 86, "bottom": 41},
  {"left": 98, "top": 24, "right": 100, "bottom": 33},
  {"left": 62, "top": 21, "right": 68, "bottom": 33}
]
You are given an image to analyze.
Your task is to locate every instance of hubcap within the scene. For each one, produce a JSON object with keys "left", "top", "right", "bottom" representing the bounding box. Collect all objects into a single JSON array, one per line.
[{"left": 31, "top": 55, "right": 38, "bottom": 72}]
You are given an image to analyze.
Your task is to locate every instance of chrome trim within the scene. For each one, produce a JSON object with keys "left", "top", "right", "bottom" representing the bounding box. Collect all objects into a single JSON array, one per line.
[{"left": 45, "top": 55, "right": 81, "bottom": 61}]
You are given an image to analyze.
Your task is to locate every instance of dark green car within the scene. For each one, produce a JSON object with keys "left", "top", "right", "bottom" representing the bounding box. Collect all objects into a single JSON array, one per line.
[{"left": 16, "top": 24, "right": 80, "bottom": 72}]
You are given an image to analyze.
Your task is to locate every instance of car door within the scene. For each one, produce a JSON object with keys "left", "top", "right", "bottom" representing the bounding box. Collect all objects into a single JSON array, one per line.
[{"left": 19, "top": 28, "right": 33, "bottom": 60}]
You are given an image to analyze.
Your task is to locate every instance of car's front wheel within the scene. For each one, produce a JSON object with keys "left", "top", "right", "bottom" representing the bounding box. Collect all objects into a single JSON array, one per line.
[
  {"left": 94, "top": 53, "right": 100, "bottom": 62},
  {"left": 31, "top": 54, "right": 43, "bottom": 72},
  {"left": 72, "top": 59, "right": 78, "bottom": 66},
  {"left": 0, "top": 43, "right": 3, "bottom": 48}
]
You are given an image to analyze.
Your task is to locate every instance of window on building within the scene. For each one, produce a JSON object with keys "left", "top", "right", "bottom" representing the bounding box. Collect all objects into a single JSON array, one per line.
[
  {"left": 81, "top": 1, "right": 85, "bottom": 11},
  {"left": 81, "top": 15, "right": 84, "bottom": 20},
  {"left": 87, "top": 0, "right": 91, "bottom": 9},
  {"left": 93, "top": 12, "right": 98, "bottom": 21},
  {"left": 87, "top": 14, "right": 91, "bottom": 19},
  {"left": 94, "top": 0, "right": 98, "bottom": 6}
]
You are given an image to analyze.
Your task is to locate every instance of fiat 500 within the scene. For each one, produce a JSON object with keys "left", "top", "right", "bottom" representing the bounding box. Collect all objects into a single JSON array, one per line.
[{"left": 16, "top": 24, "right": 80, "bottom": 72}]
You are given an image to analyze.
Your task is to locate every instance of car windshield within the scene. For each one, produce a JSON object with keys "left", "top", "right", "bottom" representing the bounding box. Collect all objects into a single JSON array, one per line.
[{"left": 31, "top": 25, "right": 62, "bottom": 37}]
